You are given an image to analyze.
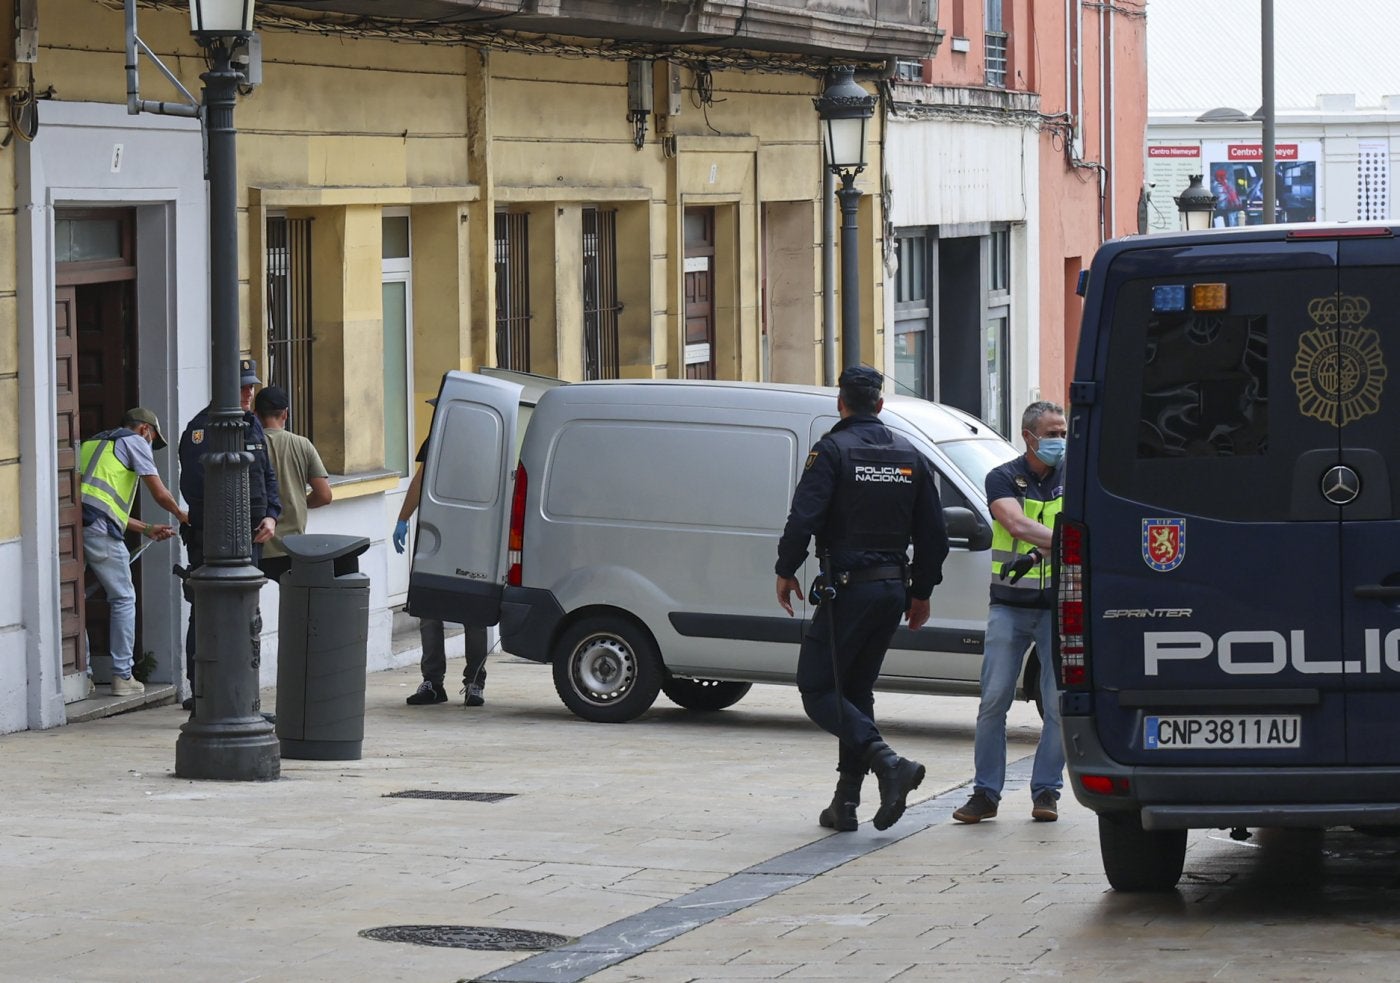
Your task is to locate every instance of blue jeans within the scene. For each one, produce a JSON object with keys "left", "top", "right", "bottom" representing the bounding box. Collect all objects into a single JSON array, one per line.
[
  {"left": 83, "top": 526, "right": 137, "bottom": 679},
  {"left": 972, "top": 603, "right": 1064, "bottom": 801}
]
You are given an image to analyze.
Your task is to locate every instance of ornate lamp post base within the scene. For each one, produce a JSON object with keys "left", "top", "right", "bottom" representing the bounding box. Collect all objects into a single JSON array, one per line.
[{"left": 176, "top": 563, "right": 279, "bottom": 781}]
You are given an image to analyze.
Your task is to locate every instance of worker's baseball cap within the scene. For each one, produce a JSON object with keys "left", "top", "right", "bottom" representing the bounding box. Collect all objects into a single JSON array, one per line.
[
  {"left": 125, "top": 407, "right": 168, "bottom": 450},
  {"left": 838, "top": 365, "right": 883, "bottom": 391},
  {"left": 239, "top": 358, "right": 262, "bottom": 387},
  {"left": 254, "top": 385, "right": 290, "bottom": 415}
]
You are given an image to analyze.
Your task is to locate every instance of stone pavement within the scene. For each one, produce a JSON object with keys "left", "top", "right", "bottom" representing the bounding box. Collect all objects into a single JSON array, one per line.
[{"left": 4, "top": 653, "right": 1400, "bottom": 983}]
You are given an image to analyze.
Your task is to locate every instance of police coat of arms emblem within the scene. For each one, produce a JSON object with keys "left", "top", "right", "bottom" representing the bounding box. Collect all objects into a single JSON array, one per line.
[{"left": 1142, "top": 518, "right": 1186, "bottom": 572}]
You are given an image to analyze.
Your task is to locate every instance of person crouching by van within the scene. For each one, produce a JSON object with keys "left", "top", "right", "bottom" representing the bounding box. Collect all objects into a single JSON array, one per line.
[
  {"left": 80, "top": 408, "right": 188, "bottom": 696},
  {"left": 775, "top": 366, "right": 950, "bottom": 833},
  {"left": 395, "top": 423, "right": 491, "bottom": 708},
  {"left": 952, "top": 400, "right": 1067, "bottom": 825}
]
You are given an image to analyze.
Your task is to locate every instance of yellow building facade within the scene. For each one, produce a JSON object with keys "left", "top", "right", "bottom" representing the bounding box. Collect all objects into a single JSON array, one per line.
[{"left": 0, "top": 0, "right": 938, "bottom": 731}]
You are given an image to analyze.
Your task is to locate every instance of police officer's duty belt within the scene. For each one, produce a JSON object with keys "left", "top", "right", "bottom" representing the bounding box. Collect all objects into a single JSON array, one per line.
[{"left": 833, "top": 564, "right": 908, "bottom": 586}]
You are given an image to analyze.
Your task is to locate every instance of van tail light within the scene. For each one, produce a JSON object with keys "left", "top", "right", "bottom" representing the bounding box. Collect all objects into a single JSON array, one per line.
[
  {"left": 1056, "top": 520, "right": 1089, "bottom": 689},
  {"left": 1079, "top": 774, "right": 1131, "bottom": 796},
  {"left": 506, "top": 462, "right": 527, "bottom": 587}
]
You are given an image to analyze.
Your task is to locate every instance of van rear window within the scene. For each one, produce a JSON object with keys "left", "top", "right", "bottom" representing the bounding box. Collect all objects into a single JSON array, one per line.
[{"left": 1097, "top": 268, "right": 1339, "bottom": 522}]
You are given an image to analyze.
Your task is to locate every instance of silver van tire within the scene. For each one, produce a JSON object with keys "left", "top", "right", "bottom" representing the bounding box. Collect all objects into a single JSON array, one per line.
[
  {"left": 661, "top": 678, "right": 752, "bottom": 712},
  {"left": 1098, "top": 813, "right": 1187, "bottom": 892},
  {"left": 552, "top": 616, "right": 663, "bottom": 723}
]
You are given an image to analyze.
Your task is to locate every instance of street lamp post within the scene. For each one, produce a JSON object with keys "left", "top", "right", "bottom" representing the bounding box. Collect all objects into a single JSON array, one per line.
[
  {"left": 175, "top": 0, "right": 280, "bottom": 781},
  {"left": 1173, "top": 174, "right": 1216, "bottom": 232},
  {"left": 814, "top": 67, "right": 876, "bottom": 372}
]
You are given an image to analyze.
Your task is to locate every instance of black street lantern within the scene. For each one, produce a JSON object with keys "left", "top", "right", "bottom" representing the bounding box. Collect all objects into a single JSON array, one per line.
[
  {"left": 175, "top": 0, "right": 280, "bottom": 781},
  {"left": 1173, "top": 174, "right": 1216, "bottom": 232},
  {"left": 814, "top": 67, "right": 876, "bottom": 371}
]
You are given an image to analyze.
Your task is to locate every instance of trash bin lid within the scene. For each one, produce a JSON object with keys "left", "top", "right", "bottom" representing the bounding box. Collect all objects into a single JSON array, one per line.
[{"left": 278, "top": 533, "right": 371, "bottom": 564}]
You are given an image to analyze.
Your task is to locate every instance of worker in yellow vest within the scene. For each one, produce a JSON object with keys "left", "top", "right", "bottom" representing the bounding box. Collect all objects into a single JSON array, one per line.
[
  {"left": 79, "top": 408, "right": 188, "bottom": 696},
  {"left": 953, "top": 400, "right": 1067, "bottom": 825}
]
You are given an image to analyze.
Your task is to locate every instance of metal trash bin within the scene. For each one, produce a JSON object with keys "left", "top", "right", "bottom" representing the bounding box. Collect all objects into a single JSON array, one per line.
[{"left": 276, "top": 533, "right": 371, "bottom": 760}]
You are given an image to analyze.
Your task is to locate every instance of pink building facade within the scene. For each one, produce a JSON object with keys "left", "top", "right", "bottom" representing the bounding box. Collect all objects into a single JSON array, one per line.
[{"left": 884, "top": 0, "right": 1147, "bottom": 424}]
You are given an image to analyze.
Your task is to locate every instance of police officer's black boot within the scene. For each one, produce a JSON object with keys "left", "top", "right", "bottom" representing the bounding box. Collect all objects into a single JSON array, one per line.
[
  {"left": 818, "top": 772, "right": 863, "bottom": 832},
  {"left": 863, "top": 740, "right": 926, "bottom": 831}
]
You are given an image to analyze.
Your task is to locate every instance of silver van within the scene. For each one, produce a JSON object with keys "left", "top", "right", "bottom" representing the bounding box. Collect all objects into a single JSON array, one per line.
[{"left": 409, "top": 373, "right": 1026, "bottom": 722}]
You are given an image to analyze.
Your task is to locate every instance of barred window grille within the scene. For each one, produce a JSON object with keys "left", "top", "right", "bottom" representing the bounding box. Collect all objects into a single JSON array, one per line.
[
  {"left": 582, "top": 208, "right": 621, "bottom": 380},
  {"left": 1357, "top": 144, "right": 1390, "bottom": 221},
  {"left": 984, "top": 33, "right": 1008, "bottom": 88},
  {"left": 266, "top": 216, "right": 314, "bottom": 440},
  {"left": 494, "top": 212, "right": 531, "bottom": 371}
]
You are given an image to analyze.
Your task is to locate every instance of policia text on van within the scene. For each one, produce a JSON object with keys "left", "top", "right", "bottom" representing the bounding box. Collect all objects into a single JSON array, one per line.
[{"left": 1055, "top": 222, "right": 1400, "bottom": 892}]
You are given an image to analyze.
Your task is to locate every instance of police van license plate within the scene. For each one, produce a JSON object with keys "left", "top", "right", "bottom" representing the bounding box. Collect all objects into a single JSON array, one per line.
[{"left": 1144, "top": 715, "right": 1300, "bottom": 750}]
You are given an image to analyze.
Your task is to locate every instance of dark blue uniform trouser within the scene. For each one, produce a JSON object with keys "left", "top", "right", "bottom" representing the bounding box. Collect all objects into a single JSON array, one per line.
[
  {"left": 795, "top": 578, "right": 907, "bottom": 775},
  {"left": 182, "top": 529, "right": 263, "bottom": 685}
]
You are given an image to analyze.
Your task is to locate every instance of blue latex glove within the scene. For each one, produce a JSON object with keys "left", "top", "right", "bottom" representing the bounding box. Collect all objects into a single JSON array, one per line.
[{"left": 393, "top": 519, "right": 409, "bottom": 554}]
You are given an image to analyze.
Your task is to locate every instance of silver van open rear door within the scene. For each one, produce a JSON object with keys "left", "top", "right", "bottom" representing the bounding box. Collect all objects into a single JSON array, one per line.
[{"left": 407, "top": 371, "right": 522, "bottom": 627}]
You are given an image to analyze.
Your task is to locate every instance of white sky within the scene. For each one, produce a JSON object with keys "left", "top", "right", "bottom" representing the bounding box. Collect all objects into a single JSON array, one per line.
[{"left": 1148, "top": 0, "right": 1400, "bottom": 112}]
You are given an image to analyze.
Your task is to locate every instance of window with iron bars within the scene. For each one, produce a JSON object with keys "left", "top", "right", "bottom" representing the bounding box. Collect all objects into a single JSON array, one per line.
[
  {"left": 582, "top": 208, "right": 621, "bottom": 380},
  {"left": 265, "top": 215, "right": 314, "bottom": 440},
  {"left": 494, "top": 212, "right": 531, "bottom": 371}
]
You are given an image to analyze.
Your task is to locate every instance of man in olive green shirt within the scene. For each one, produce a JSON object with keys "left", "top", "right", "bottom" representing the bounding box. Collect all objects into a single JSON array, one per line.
[{"left": 254, "top": 386, "right": 332, "bottom": 582}]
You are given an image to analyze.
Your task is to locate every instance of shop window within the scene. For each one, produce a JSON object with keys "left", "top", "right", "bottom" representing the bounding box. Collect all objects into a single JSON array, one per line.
[{"left": 382, "top": 212, "right": 412, "bottom": 476}]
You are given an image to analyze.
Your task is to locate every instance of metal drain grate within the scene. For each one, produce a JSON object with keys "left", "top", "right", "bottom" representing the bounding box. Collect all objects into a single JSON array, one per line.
[
  {"left": 383, "top": 790, "right": 517, "bottom": 802},
  {"left": 359, "top": 925, "right": 569, "bottom": 950}
]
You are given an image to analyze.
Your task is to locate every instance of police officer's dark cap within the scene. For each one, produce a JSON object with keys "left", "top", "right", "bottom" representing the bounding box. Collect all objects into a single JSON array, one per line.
[
  {"left": 838, "top": 366, "right": 883, "bottom": 391},
  {"left": 239, "top": 358, "right": 262, "bottom": 387},
  {"left": 254, "top": 385, "right": 290, "bottom": 415}
]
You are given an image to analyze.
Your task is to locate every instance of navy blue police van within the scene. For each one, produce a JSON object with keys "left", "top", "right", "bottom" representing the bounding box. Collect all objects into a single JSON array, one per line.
[{"left": 1057, "top": 222, "right": 1400, "bottom": 891}]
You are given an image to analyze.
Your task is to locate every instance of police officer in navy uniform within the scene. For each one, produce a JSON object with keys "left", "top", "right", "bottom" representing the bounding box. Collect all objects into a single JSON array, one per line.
[
  {"left": 177, "top": 358, "right": 282, "bottom": 706},
  {"left": 776, "top": 366, "right": 950, "bottom": 832}
]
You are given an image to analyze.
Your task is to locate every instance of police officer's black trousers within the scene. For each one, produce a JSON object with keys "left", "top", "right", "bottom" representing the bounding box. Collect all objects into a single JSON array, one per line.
[
  {"left": 795, "top": 578, "right": 906, "bottom": 774},
  {"left": 182, "top": 529, "right": 263, "bottom": 685}
]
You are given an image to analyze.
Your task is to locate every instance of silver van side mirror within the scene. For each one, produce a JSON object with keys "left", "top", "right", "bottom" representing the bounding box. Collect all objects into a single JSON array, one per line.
[{"left": 944, "top": 506, "right": 992, "bottom": 552}]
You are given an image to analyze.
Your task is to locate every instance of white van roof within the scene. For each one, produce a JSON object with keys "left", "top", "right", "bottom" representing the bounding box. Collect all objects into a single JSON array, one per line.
[{"left": 538, "top": 378, "right": 992, "bottom": 444}]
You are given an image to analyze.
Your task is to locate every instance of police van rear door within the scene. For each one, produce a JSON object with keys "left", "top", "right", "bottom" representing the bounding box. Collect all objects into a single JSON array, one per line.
[
  {"left": 407, "top": 371, "right": 522, "bottom": 627},
  {"left": 1085, "top": 236, "right": 1346, "bottom": 767},
  {"left": 1335, "top": 233, "right": 1400, "bottom": 764}
]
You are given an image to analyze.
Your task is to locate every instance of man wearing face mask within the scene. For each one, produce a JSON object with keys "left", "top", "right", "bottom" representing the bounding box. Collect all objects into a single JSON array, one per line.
[{"left": 952, "top": 400, "right": 1067, "bottom": 825}]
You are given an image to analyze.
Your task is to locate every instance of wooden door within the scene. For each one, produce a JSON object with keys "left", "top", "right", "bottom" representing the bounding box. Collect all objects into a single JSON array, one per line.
[
  {"left": 683, "top": 207, "right": 716, "bottom": 380},
  {"left": 74, "top": 281, "right": 140, "bottom": 666},
  {"left": 55, "top": 287, "right": 86, "bottom": 676}
]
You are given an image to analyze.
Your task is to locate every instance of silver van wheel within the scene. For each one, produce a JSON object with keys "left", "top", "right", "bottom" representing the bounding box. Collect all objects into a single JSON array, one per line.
[{"left": 552, "top": 616, "right": 663, "bottom": 723}]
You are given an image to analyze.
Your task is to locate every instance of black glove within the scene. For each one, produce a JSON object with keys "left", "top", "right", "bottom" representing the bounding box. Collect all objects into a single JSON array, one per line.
[{"left": 1001, "top": 549, "right": 1042, "bottom": 584}]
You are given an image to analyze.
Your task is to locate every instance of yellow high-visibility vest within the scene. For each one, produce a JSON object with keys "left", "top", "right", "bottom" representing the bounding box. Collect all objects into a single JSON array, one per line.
[
  {"left": 990, "top": 494, "right": 1062, "bottom": 596},
  {"left": 79, "top": 434, "right": 139, "bottom": 532}
]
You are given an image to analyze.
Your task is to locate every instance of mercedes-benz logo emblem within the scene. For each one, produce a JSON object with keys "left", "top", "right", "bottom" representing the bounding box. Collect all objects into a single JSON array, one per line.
[{"left": 1321, "top": 465, "right": 1361, "bottom": 505}]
